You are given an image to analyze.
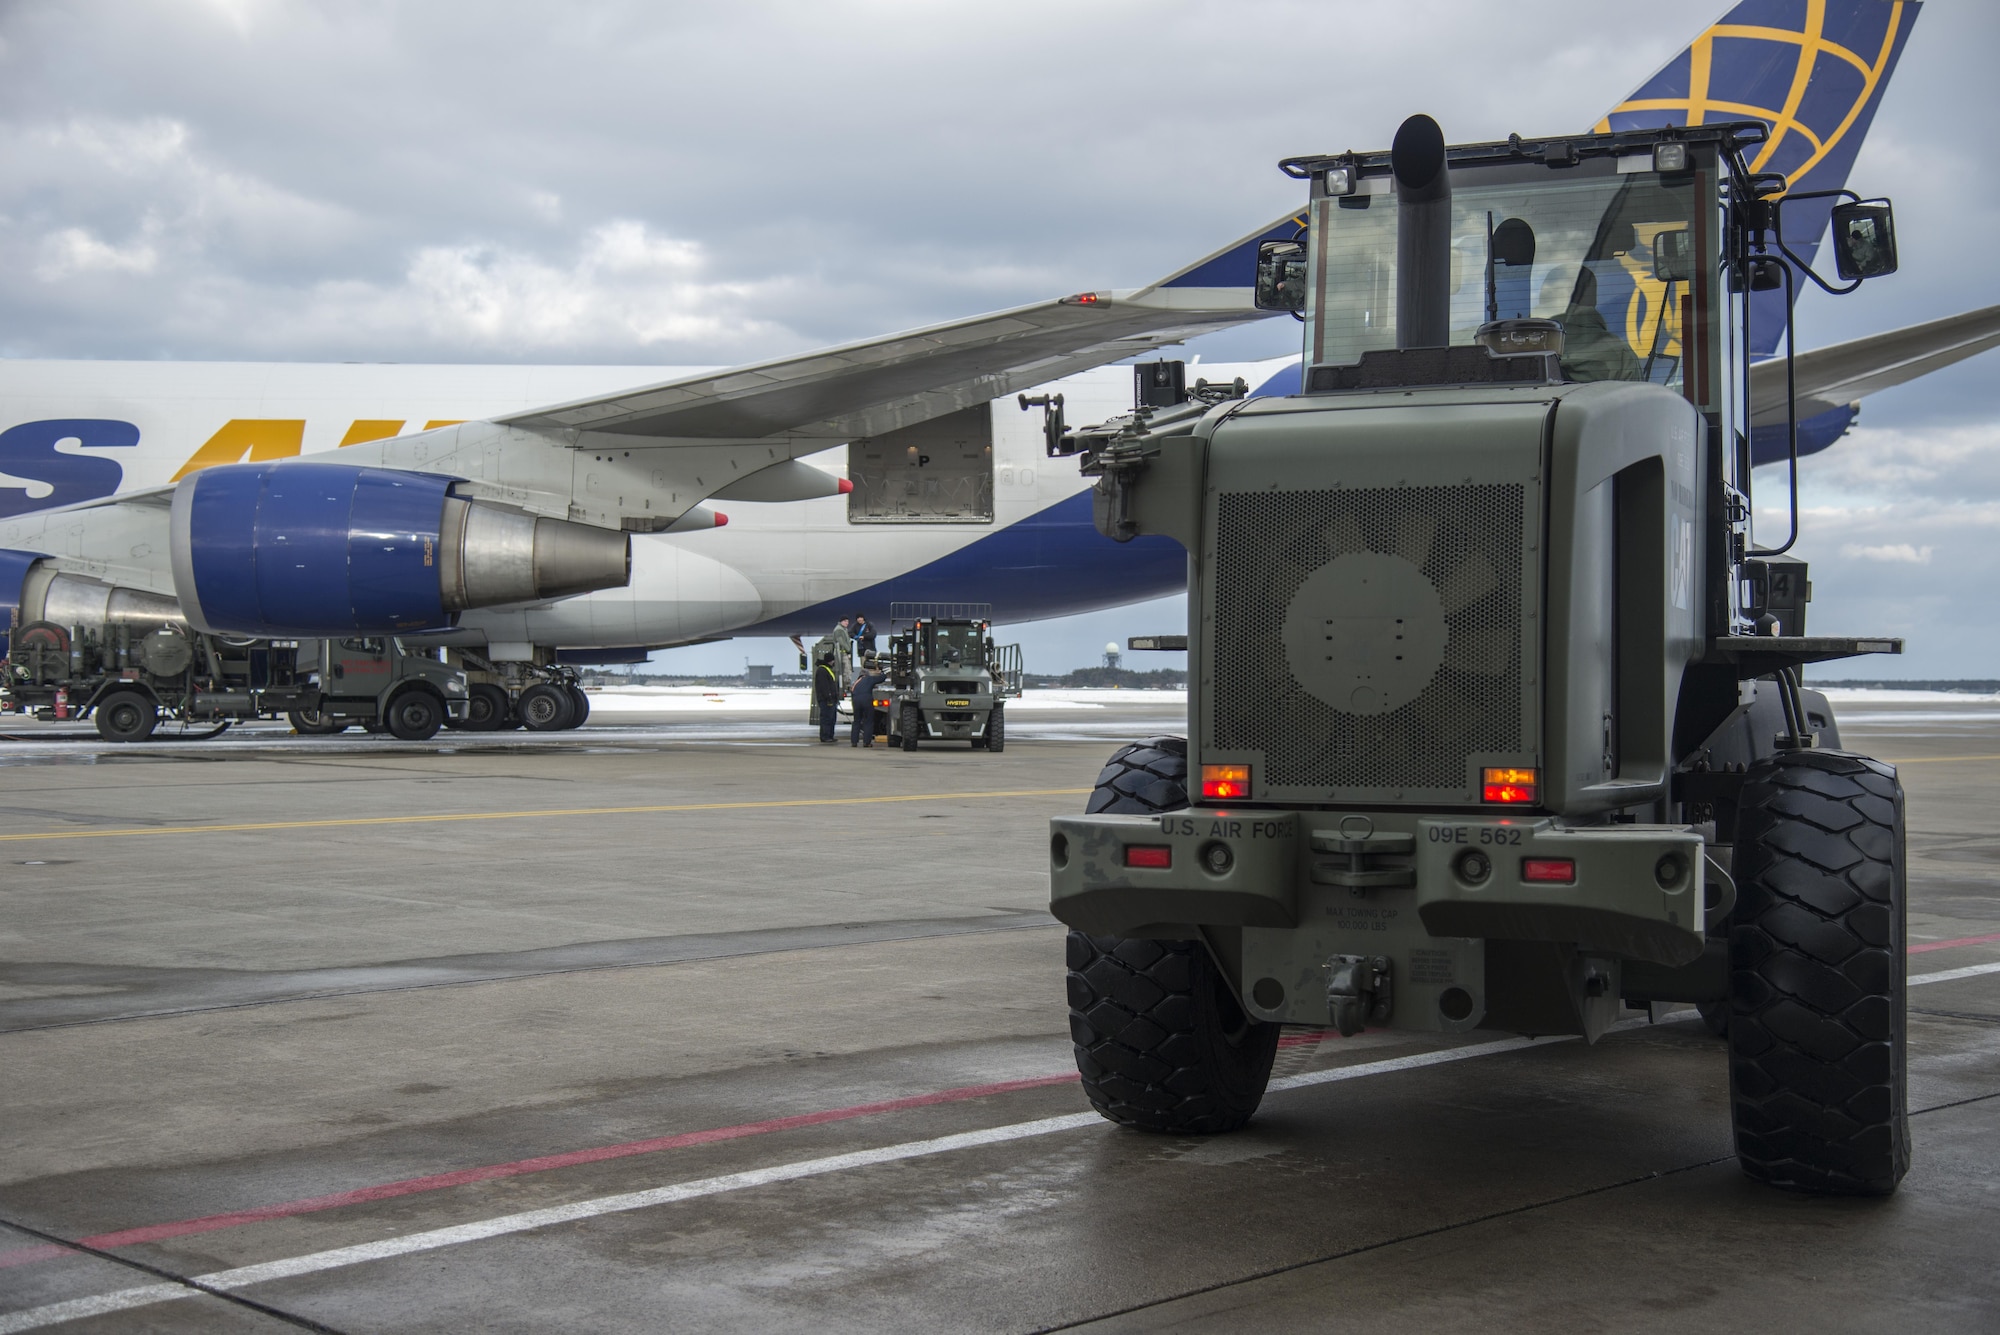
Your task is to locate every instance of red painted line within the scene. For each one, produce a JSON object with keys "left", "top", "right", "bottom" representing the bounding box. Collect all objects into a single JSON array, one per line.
[
  {"left": 1908, "top": 931, "right": 2000, "bottom": 955},
  {"left": 0, "top": 1071, "right": 1080, "bottom": 1269},
  {"left": 0, "top": 1243, "right": 68, "bottom": 1268}
]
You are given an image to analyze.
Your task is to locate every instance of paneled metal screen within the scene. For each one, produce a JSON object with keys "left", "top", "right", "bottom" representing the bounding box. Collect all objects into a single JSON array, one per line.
[{"left": 1211, "top": 483, "right": 1526, "bottom": 794}]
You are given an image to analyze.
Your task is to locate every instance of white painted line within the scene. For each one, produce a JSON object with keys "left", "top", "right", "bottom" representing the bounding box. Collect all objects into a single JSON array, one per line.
[
  {"left": 0, "top": 1035, "right": 1570, "bottom": 1331},
  {"left": 6, "top": 975, "right": 1990, "bottom": 1333},
  {"left": 1911, "top": 960, "right": 2000, "bottom": 986},
  {"left": 0, "top": 1285, "right": 186, "bottom": 1333},
  {"left": 1268, "top": 1034, "right": 1571, "bottom": 1091}
]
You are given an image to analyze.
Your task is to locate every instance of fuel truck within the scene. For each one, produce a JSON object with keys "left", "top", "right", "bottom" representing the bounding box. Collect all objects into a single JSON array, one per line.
[{"left": 1047, "top": 116, "right": 1912, "bottom": 1195}]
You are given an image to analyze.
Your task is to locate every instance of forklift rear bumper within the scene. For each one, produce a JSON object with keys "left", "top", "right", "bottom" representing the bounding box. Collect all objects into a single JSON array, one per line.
[{"left": 1049, "top": 809, "right": 1707, "bottom": 968}]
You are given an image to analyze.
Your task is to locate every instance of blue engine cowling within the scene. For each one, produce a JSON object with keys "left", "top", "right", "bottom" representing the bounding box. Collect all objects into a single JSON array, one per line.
[
  {"left": 171, "top": 462, "right": 458, "bottom": 636},
  {"left": 168, "top": 461, "right": 632, "bottom": 638}
]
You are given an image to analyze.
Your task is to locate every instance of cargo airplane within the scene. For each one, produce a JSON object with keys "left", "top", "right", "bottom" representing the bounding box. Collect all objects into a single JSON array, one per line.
[{"left": 0, "top": 0, "right": 1993, "bottom": 711}]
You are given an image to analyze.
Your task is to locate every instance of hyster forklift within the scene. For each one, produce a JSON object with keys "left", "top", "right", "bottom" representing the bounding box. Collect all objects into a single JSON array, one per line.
[
  {"left": 1045, "top": 115, "right": 1912, "bottom": 1194},
  {"left": 880, "top": 602, "right": 1023, "bottom": 751}
]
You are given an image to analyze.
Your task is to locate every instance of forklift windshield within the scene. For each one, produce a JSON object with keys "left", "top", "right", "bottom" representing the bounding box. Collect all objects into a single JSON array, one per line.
[
  {"left": 1307, "top": 156, "right": 1721, "bottom": 406},
  {"left": 926, "top": 622, "right": 986, "bottom": 669}
]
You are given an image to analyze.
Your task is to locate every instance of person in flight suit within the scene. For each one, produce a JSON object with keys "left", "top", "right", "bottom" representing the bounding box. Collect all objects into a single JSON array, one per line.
[
  {"left": 850, "top": 656, "right": 885, "bottom": 747},
  {"left": 813, "top": 649, "right": 842, "bottom": 744}
]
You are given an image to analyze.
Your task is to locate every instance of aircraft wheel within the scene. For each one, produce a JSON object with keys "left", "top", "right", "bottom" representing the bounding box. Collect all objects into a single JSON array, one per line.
[
  {"left": 1728, "top": 749, "right": 1908, "bottom": 1195},
  {"left": 565, "top": 684, "right": 591, "bottom": 728},
  {"left": 94, "top": 690, "right": 158, "bottom": 743},
  {"left": 461, "top": 683, "right": 510, "bottom": 731},
  {"left": 518, "top": 683, "right": 574, "bottom": 732},
  {"left": 385, "top": 689, "right": 445, "bottom": 742}
]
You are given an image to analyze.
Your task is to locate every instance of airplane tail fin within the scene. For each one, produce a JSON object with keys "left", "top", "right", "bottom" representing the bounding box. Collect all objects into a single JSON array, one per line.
[
  {"left": 1146, "top": 3, "right": 1923, "bottom": 366},
  {"left": 1601, "top": 0, "right": 1923, "bottom": 353}
]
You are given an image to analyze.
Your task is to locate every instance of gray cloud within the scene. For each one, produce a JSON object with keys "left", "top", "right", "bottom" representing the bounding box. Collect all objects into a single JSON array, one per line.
[{"left": 0, "top": 0, "right": 1993, "bottom": 674}]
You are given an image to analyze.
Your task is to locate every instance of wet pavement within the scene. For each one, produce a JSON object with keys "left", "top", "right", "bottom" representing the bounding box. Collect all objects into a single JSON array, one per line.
[{"left": 0, "top": 693, "right": 1995, "bottom": 1332}]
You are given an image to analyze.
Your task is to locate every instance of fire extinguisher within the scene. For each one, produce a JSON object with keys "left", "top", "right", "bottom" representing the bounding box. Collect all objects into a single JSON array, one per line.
[{"left": 54, "top": 687, "right": 68, "bottom": 720}]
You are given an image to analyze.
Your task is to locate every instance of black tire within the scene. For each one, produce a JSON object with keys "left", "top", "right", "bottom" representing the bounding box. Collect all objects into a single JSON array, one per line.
[
  {"left": 1085, "top": 736, "right": 1195, "bottom": 814},
  {"left": 93, "top": 691, "right": 157, "bottom": 743},
  {"left": 287, "top": 709, "right": 346, "bottom": 735},
  {"left": 1065, "top": 735, "right": 1279, "bottom": 1134},
  {"left": 384, "top": 689, "right": 444, "bottom": 741},
  {"left": 461, "top": 683, "right": 509, "bottom": 731},
  {"left": 518, "top": 683, "right": 574, "bottom": 732},
  {"left": 985, "top": 705, "right": 1005, "bottom": 753},
  {"left": 565, "top": 684, "right": 591, "bottom": 728},
  {"left": 1728, "top": 749, "right": 1908, "bottom": 1196},
  {"left": 899, "top": 702, "right": 921, "bottom": 751}
]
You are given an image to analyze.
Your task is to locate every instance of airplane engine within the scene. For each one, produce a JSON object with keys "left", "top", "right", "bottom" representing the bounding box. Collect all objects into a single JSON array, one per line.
[{"left": 169, "top": 462, "right": 631, "bottom": 636}]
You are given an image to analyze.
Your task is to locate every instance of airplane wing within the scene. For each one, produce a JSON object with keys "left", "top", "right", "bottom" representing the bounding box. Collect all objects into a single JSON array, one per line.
[
  {"left": 1749, "top": 303, "right": 2000, "bottom": 427},
  {"left": 497, "top": 214, "right": 1302, "bottom": 443}
]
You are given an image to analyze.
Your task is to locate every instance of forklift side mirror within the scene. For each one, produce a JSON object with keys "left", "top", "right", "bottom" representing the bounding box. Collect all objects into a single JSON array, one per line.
[
  {"left": 1651, "top": 228, "right": 1694, "bottom": 283},
  {"left": 1830, "top": 201, "right": 1897, "bottom": 281},
  {"left": 1254, "top": 240, "right": 1308, "bottom": 314}
]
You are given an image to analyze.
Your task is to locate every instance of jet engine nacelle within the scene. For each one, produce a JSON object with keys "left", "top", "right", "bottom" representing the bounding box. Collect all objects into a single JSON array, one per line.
[{"left": 168, "top": 462, "right": 631, "bottom": 636}]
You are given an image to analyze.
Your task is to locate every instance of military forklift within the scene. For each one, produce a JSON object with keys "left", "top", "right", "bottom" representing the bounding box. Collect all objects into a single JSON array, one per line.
[
  {"left": 880, "top": 602, "right": 1023, "bottom": 751},
  {"left": 1045, "top": 115, "right": 1912, "bottom": 1195}
]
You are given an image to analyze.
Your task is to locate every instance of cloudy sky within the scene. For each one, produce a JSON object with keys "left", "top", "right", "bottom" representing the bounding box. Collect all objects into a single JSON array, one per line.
[{"left": 1, "top": 0, "right": 1994, "bottom": 676}]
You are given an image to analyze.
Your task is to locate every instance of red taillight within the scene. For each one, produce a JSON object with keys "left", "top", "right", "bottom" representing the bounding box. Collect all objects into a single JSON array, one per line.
[
  {"left": 1483, "top": 767, "right": 1537, "bottom": 804},
  {"left": 1522, "top": 857, "right": 1576, "bottom": 884},
  {"left": 1201, "top": 764, "right": 1251, "bottom": 800},
  {"left": 1125, "top": 845, "right": 1172, "bottom": 869}
]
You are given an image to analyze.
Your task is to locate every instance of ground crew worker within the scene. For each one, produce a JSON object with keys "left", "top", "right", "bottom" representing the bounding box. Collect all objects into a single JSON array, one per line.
[
  {"left": 853, "top": 613, "right": 877, "bottom": 656},
  {"left": 813, "top": 649, "right": 842, "bottom": 744},
  {"left": 850, "top": 656, "right": 884, "bottom": 748}
]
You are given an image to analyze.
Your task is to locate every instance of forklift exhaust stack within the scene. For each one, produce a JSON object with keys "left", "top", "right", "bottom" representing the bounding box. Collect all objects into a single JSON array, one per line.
[{"left": 1393, "top": 114, "right": 1453, "bottom": 350}]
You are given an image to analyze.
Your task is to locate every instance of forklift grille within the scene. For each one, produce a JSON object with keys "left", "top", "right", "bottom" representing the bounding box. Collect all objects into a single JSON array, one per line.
[{"left": 1211, "top": 483, "right": 1526, "bottom": 795}]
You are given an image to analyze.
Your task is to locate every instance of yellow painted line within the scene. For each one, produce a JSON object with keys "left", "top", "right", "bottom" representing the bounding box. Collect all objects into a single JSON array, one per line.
[{"left": 0, "top": 788, "right": 1093, "bottom": 844}]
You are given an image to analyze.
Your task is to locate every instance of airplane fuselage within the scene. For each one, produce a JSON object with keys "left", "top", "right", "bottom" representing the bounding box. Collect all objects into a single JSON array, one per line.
[{"left": 0, "top": 358, "right": 1235, "bottom": 652}]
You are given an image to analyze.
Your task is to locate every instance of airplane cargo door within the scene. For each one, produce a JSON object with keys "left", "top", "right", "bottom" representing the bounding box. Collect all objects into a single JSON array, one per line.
[{"left": 846, "top": 405, "right": 993, "bottom": 524}]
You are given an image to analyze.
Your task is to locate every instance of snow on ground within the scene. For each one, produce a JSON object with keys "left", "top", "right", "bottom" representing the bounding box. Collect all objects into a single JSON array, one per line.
[
  {"left": 579, "top": 686, "right": 1186, "bottom": 712},
  {"left": 1813, "top": 687, "right": 2000, "bottom": 704}
]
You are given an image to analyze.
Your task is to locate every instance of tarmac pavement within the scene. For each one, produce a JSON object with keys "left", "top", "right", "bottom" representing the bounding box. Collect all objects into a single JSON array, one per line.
[{"left": 0, "top": 692, "right": 1994, "bottom": 1332}]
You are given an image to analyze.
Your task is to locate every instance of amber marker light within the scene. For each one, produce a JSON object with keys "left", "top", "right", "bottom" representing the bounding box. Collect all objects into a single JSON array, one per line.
[
  {"left": 1201, "top": 764, "right": 1252, "bottom": 800},
  {"left": 1482, "top": 767, "right": 1538, "bottom": 804}
]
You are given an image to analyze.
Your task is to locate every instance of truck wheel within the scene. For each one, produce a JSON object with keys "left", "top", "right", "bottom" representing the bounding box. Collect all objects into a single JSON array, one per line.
[
  {"left": 518, "top": 683, "right": 574, "bottom": 732},
  {"left": 1066, "top": 736, "right": 1279, "bottom": 1134},
  {"left": 94, "top": 691, "right": 158, "bottom": 743},
  {"left": 985, "top": 705, "right": 1005, "bottom": 753},
  {"left": 1728, "top": 749, "right": 1908, "bottom": 1196},
  {"left": 287, "top": 709, "right": 346, "bottom": 735},
  {"left": 461, "top": 683, "right": 509, "bottom": 731},
  {"left": 899, "top": 702, "right": 921, "bottom": 751},
  {"left": 384, "top": 689, "right": 445, "bottom": 741},
  {"left": 565, "top": 684, "right": 591, "bottom": 728}
]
